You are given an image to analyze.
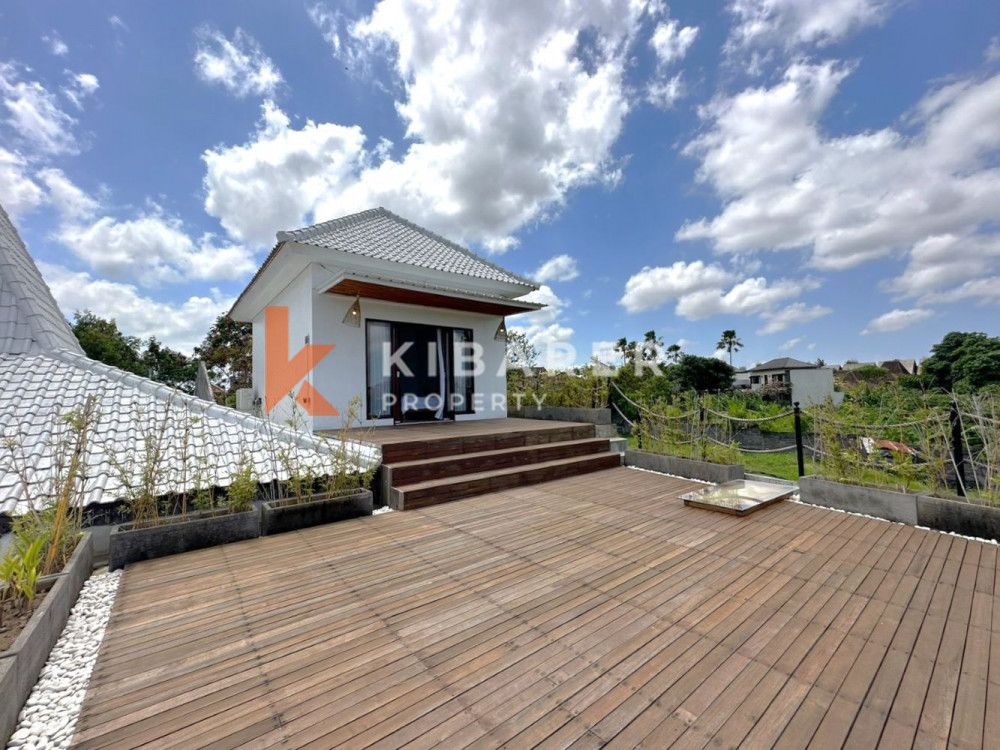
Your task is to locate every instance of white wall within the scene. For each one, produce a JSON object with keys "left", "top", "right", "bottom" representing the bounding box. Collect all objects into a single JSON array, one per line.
[
  {"left": 310, "top": 279, "right": 509, "bottom": 430},
  {"left": 789, "top": 368, "right": 844, "bottom": 406},
  {"left": 252, "top": 265, "right": 315, "bottom": 431}
]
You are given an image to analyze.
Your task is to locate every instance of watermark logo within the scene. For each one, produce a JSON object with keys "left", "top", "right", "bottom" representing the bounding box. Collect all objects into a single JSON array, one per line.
[{"left": 265, "top": 306, "right": 339, "bottom": 416}]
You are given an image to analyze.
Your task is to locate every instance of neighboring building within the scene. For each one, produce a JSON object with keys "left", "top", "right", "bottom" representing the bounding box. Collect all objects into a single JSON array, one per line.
[
  {"left": 748, "top": 357, "right": 845, "bottom": 406},
  {"left": 0, "top": 201, "right": 375, "bottom": 520},
  {"left": 837, "top": 359, "right": 919, "bottom": 375},
  {"left": 230, "top": 208, "right": 544, "bottom": 430}
]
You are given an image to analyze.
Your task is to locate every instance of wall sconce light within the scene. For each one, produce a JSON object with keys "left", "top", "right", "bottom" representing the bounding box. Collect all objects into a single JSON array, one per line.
[
  {"left": 494, "top": 317, "right": 507, "bottom": 342},
  {"left": 342, "top": 294, "right": 361, "bottom": 327}
]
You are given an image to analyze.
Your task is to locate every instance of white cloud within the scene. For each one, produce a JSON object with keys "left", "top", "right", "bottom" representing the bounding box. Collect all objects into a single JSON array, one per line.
[
  {"left": 37, "top": 168, "right": 99, "bottom": 220},
  {"left": 886, "top": 233, "right": 1000, "bottom": 304},
  {"left": 207, "top": 0, "right": 650, "bottom": 251},
  {"left": 647, "top": 74, "right": 685, "bottom": 109},
  {"left": 61, "top": 71, "right": 99, "bottom": 110},
  {"left": 674, "top": 276, "right": 813, "bottom": 320},
  {"left": 532, "top": 254, "right": 579, "bottom": 283},
  {"left": 0, "top": 61, "right": 78, "bottom": 155},
  {"left": 727, "top": 0, "right": 889, "bottom": 50},
  {"left": 650, "top": 19, "right": 699, "bottom": 66},
  {"left": 620, "top": 260, "right": 817, "bottom": 323},
  {"left": 57, "top": 207, "right": 256, "bottom": 286},
  {"left": 861, "top": 308, "right": 933, "bottom": 335},
  {"left": 108, "top": 16, "right": 128, "bottom": 32},
  {"left": 193, "top": 26, "right": 283, "bottom": 99},
  {"left": 0, "top": 148, "right": 44, "bottom": 218},
  {"left": 591, "top": 340, "right": 618, "bottom": 365},
  {"left": 202, "top": 101, "right": 367, "bottom": 245},
  {"left": 988, "top": 36, "right": 1000, "bottom": 62},
  {"left": 508, "top": 284, "right": 575, "bottom": 364},
  {"left": 778, "top": 336, "right": 803, "bottom": 351},
  {"left": 307, "top": 3, "right": 372, "bottom": 74},
  {"left": 619, "top": 260, "right": 735, "bottom": 313},
  {"left": 916, "top": 278, "right": 1000, "bottom": 306},
  {"left": 757, "top": 301, "right": 832, "bottom": 334},
  {"left": 42, "top": 33, "right": 69, "bottom": 57},
  {"left": 39, "top": 263, "right": 232, "bottom": 353},
  {"left": 678, "top": 64, "right": 1000, "bottom": 306},
  {"left": 646, "top": 12, "right": 697, "bottom": 110}
]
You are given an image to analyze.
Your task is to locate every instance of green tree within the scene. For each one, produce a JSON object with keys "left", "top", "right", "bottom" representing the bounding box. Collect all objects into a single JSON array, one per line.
[
  {"left": 72, "top": 311, "right": 143, "bottom": 375},
  {"left": 716, "top": 329, "right": 743, "bottom": 366},
  {"left": 194, "top": 315, "right": 253, "bottom": 398},
  {"left": 142, "top": 338, "right": 197, "bottom": 392},
  {"left": 71, "top": 311, "right": 196, "bottom": 391},
  {"left": 922, "top": 332, "right": 1000, "bottom": 391},
  {"left": 666, "top": 343, "right": 682, "bottom": 364},
  {"left": 674, "top": 355, "right": 735, "bottom": 393},
  {"left": 614, "top": 337, "right": 637, "bottom": 366},
  {"left": 505, "top": 330, "right": 538, "bottom": 369},
  {"left": 640, "top": 330, "right": 664, "bottom": 363}
]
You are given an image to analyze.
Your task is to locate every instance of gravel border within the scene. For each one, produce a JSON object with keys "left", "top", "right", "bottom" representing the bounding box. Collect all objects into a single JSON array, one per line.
[{"left": 6, "top": 570, "right": 122, "bottom": 750}]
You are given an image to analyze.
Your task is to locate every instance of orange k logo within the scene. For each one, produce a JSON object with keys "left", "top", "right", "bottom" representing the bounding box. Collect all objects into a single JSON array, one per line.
[{"left": 265, "top": 306, "right": 338, "bottom": 416}]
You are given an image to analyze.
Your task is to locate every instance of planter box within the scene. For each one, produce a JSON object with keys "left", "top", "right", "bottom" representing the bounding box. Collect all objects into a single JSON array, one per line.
[
  {"left": 1, "top": 533, "right": 93, "bottom": 748},
  {"left": 516, "top": 406, "right": 613, "bottom": 425},
  {"left": 914, "top": 496, "right": 1000, "bottom": 542},
  {"left": 262, "top": 489, "right": 373, "bottom": 536},
  {"left": 108, "top": 508, "right": 260, "bottom": 571},
  {"left": 624, "top": 450, "right": 744, "bottom": 484},
  {"left": 798, "top": 475, "right": 918, "bottom": 525}
]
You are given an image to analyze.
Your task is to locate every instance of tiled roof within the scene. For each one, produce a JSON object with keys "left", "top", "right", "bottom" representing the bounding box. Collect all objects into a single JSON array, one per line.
[
  {"left": 750, "top": 357, "right": 818, "bottom": 372},
  {"left": 276, "top": 208, "right": 537, "bottom": 288},
  {"left": 0, "top": 200, "right": 376, "bottom": 514},
  {"left": 0, "top": 203, "right": 83, "bottom": 356},
  {"left": 0, "top": 349, "right": 378, "bottom": 514}
]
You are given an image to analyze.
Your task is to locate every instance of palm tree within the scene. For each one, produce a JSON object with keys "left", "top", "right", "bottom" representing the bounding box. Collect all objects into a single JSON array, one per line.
[
  {"left": 641, "top": 330, "right": 664, "bottom": 362},
  {"left": 716, "top": 329, "right": 743, "bottom": 366},
  {"left": 614, "top": 337, "right": 637, "bottom": 366},
  {"left": 666, "top": 343, "right": 682, "bottom": 364}
]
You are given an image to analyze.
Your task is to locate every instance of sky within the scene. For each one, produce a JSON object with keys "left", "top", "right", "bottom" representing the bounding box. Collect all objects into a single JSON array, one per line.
[{"left": 0, "top": 0, "right": 998, "bottom": 368}]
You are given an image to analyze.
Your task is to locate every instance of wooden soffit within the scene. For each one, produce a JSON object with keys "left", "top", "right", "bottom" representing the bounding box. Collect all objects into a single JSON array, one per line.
[{"left": 326, "top": 278, "right": 540, "bottom": 317}]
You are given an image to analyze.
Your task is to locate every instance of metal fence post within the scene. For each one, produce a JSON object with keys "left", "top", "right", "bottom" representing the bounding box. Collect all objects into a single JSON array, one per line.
[
  {"left": 951, "top": 400, "right": 966, "bottom": 497},
  {"left": 793, "top": 402, "right": 805, "bottom": 478}
]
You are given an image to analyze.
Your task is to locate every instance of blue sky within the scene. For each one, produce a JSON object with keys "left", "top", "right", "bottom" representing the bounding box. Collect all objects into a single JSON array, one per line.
[{"left": 1, "top": 0, "right": 997, "bottom": 367}]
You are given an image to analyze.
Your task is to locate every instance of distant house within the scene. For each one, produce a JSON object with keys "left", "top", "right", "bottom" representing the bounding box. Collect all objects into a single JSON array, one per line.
[
  {"left": 837, "top": 359, "right": 918, "bottom": 375},
  {"left": 0, "top": 201, "right": 375, "bottom": 526},
  {"left": 748, "top": 358, "right": 844, "bottom": 406},
  {"left": 230, "top": 208, "right": 544, "bottom": 430}
]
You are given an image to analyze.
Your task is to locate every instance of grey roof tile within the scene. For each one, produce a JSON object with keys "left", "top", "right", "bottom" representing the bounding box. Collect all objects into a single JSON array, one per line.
[
  {"left": 280, "top": 207, "right": 536, "bottom": 287},
  {"left": 0, "top": 203, "right": 83, "bottom": 356}
]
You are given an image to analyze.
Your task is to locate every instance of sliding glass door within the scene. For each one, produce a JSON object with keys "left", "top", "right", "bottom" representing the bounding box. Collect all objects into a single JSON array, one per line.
[{"left": 365, "top": 320, "right": 476, "bottom": 422}]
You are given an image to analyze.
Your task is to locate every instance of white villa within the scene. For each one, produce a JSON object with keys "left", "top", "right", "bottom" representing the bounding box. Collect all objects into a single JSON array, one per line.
[
  {"left": 230, "top": 208, "right": 544, "bottom": 430},
  {"left": 747, "top": 357, "right": 845, "bottom": 406}
]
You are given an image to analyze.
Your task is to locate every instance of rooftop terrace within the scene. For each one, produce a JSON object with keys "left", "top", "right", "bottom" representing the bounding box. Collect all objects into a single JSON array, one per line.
[{"left": 72, "top": 467, "right": 997, "bottom": 748}]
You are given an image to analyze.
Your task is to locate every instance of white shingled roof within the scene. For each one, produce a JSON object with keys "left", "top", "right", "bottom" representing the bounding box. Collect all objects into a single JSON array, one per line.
[
  {"left": 275, "top": 207, "right": 537, "bottom": 288},
  {"left": 0, "top": 202, "right": 377, "bottom": 515},
  {"left": 0, "top": 204, "right": 84, "bottom": 356}
]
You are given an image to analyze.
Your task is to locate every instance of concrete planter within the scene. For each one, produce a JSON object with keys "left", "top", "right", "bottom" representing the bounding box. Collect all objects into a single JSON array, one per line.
[
  {"left": 1, "top": 533, "right": 93, "bottom": 747},
  {"left": 624, "top": 450, "right": 744, "bottom": 484},
  {"left": 915, "top": 496, "right": 1000, "bottom": 542},
  {"left": 516, "top": 406, "right": 613, "bottom": 424},
  {"left": 798, "top": 475, "right": 918, "bottom": 525},
  {"left": 799, "top": 475, "right": 1000, "bottom": 541},
  {"left": 261, "top": 488, "right": 373, "bottom": 536},
  {"left": 108, "top": 508, "right": 260, "bottom": 571}
]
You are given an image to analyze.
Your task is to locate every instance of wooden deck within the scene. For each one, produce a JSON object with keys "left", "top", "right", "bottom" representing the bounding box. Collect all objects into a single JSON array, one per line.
[
  {"left": 343, "top": 417, "right": 587, "bottom": 446},
  {"left": 73, "top": 468, "right": 999, "bottom": 749}
]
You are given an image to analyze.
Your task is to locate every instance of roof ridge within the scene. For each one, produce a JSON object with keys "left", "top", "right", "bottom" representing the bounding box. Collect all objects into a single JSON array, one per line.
[{"left": 276, "top": 207, "right": 387, "bottom": 243}]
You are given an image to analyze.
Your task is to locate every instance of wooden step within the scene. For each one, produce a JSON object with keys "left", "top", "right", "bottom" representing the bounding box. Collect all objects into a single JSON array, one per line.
[
  {"left": 378, "top": 423, "right": 596, "bottom": 463},
  {"left": 386, "top": 438, "right": 612, "bottom": 486},
  {"left": 391, "top": 452, "right": 623, "bottom": 510}
]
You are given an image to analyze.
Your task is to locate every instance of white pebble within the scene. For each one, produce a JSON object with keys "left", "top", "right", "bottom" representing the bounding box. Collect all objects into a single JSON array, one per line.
[{"left": 5, "top": 569, "right": 122, "bottom": 750}]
